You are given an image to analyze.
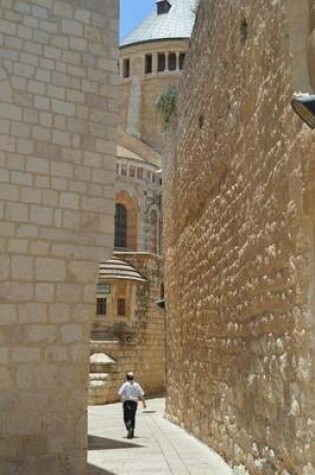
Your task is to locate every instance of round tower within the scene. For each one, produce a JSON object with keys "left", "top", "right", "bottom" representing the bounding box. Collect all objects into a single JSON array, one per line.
[{"left": 119, "top": 0, "right": 196, "bottom": 153}]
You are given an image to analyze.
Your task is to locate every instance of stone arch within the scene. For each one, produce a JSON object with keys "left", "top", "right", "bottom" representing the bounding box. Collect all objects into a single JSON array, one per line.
[
  {"left": 115, "top": 190, "right": 138, "bottom": 250},
  {"left": 114, "top": 203, "right": 128, "bottom": 247}
]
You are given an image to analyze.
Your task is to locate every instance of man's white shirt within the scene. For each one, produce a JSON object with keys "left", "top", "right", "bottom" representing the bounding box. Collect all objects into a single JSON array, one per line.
[{"left": 118, "top": 381, "right": 145, "bottom": 402}]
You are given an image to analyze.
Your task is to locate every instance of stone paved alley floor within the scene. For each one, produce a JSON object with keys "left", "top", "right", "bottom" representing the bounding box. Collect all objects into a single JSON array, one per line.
[{"left": 88, "top": 397, "right": 233, "bottom": 475}]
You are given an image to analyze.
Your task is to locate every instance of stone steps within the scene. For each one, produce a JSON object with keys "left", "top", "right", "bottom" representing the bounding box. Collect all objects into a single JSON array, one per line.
[{"left": 89, "top": 352, "right": 118, "bottom": 404}]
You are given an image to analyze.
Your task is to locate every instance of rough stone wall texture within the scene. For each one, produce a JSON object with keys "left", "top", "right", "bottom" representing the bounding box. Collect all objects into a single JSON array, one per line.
[
  {"left": 164, "top": 0, "right": 315, "bottom": 474},
  {"left": 90, "top": 253, "right": 165, "bottom": 404},
  {"left": 0, "top": 0, "right": 118, "bottom": 474}
]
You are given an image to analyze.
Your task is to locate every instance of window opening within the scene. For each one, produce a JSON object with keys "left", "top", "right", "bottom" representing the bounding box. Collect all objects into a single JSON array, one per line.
[
  {"left": 158, "top": 53, "right": 166, "bottom": 72},
  {"left": 157, "top": 0, "right": 171, "bottom": 15},
  {"left": 240, "top": 19, "right": 248, "bottom": 47},
  {"left": 137, "top": 167, "right": 143, "bottom": 179},
  {"left": 117, "top": 298, "right": 126, "bottom": 316},
  {"left": 123, "top": 58, "right": 130, "bottom": 78},
  {"left": 160, "top": 283, "right": 164, "bottom": 299},
  {"left": 168, "top": 53, "right": 176, "bottom": 71},
  {"left": 145, "top": 54, "right": 152, "bottom": 74},
  {"left": 96, "top": 298, "right": 107, "bottom": 315},
  {"left": 121, "top": 164, "right": 127, "bottom": 176},
  {"left": 114, "top": 203, "right": 127, "bottom": 248}
]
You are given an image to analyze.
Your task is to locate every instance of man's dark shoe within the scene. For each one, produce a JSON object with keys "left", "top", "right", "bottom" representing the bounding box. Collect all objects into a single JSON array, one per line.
[{"left": 127, "top": 428, "right": 133, "bottom": 439}]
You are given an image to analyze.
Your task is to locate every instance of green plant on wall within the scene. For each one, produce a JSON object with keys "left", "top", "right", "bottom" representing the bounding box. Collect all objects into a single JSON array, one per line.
[{"left": 156, "top": 85, "right": 178, "bottom": 128}]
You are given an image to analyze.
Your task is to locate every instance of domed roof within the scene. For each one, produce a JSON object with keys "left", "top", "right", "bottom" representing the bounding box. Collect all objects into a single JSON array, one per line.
[
  {"left": 90, "top": 353, "right": 116, "bottom": 365},
  {"left": 120, "top": 0, "right": 197, "bottom": 48},
  {"left": 99, "top": 257, "right": 146, "bottom": 283}
]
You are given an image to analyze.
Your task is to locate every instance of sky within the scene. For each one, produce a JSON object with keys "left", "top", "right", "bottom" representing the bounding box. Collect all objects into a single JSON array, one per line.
[{"left": 120, "top": 0, "right": 156, "bottom": 41}]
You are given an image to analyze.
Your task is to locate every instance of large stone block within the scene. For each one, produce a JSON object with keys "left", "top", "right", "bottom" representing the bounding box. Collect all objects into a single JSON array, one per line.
[
  {"left": 0, "top": 282, "right": 33, "bottom": 301},
  {"left": 36, "top": 257, "right": 66, "bottom": 281},
  {"left": 11, "top": 347, "right": 41, "bottom": 362},
  {"left": 0, "top": 304, "right": 18, "bottom": 325},
  {"left": 11, "top": 255, "right": 34, "bottom": 281},
  {"left": 0, "top": 254, "right": 10, "bottom": 280},
  {"left": 49, "top": 303, "right": 71, "bottom": 323}
]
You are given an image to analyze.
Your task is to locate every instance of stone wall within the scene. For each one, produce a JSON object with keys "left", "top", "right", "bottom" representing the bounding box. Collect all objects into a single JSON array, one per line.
[
  {"left": 0, "top": 0, "right": 118, "bottom": 474},
  {"left": 114, "top": 166, "right": 162, "bottom": 253},
  {"left": 164, "top": 0, "right": 315, "bottom": 474},
  {"left": 119, "top": 39, "right": 189, "bottom": 153},
  {"left": 90, "top": 252, "right": 165, "bottom": 404},
  {"left": 114, "top": 252, "right": 166, "bottom": 396}
]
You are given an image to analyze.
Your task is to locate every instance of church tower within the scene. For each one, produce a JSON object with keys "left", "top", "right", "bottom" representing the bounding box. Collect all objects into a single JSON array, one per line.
[{"left": 119, "top": 0, "right": 196, "bottom": 153}]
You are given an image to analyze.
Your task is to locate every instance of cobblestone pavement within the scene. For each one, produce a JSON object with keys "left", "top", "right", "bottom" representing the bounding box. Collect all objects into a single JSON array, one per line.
[{"left": 88, "top": 397, "right": 233, "bottom": 475}]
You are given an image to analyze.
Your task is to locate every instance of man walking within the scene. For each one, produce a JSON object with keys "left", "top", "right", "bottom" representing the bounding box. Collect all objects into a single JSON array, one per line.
[{"left": 118, "top": 372, "right": 146, "bottom": 438}]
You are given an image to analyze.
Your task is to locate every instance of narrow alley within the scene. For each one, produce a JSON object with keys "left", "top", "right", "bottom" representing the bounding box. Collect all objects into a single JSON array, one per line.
[{"left": 88, "top": 397, "right": 233, "bottom": 475}]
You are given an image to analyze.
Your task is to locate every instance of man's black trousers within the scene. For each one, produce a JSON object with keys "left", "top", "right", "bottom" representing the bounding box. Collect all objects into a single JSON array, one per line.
[{"left": 123, "top": 400, "right": 138, "bottom": 430}]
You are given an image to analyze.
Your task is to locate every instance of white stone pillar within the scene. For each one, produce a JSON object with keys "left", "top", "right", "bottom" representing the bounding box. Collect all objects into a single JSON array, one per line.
[{"left": 0, "top": 0, "right": 118, "bottom": 473}]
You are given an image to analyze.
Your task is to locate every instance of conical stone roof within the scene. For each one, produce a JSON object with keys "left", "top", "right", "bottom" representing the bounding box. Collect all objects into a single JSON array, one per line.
[
  {"left": 99, "top": 257, "right": 146, "bottom": 283},
  {"left": 120, "top": 0, "right": 196, "bottom": 48}
]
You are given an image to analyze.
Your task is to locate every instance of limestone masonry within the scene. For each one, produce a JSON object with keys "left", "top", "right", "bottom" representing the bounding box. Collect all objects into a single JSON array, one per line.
[
  {"left": 165, "top": 0, "right": 315, "bottom": 474},
  {"left": 90, "top": 252, "right": 165, "bottom": 405},
  {"left": 0, "top": 0, "right": 118, "bottom": 473},
  {"left": 88, "top": 0, "right": 196, "bottom": 406}
]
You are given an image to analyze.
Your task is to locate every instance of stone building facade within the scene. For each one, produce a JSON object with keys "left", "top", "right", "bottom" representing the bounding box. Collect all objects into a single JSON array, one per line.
[
  {"left": 88, "top": 0, "right": 196, "bottom": 405},
  {"left": 0, "top": 1, "right": 118, "bottom": 474},
  {"left": 90, "top": 252, "right": 165, "bottom": 404},
  {"left": 119, "top": 38, "right": 188, "bottom": 153},
  {"left": 165, "top": 0, "right": 315, "bottom": 474},
  {"left": 88, "top": 127, "right": 166, "bottom": 404}
]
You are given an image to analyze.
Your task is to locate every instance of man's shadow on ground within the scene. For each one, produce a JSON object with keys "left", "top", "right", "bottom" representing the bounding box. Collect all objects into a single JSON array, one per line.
[{"left": 88, "top": 434, "right": 142, "bottom": 450}]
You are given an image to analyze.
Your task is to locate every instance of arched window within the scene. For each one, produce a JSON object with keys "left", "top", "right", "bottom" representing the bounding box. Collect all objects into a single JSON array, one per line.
[
  {"left": 115, "top": 191, "right": 138, "bottom": 251},
  {"left": 115, "top": 203, "right": 127, "bottom": 248}
]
